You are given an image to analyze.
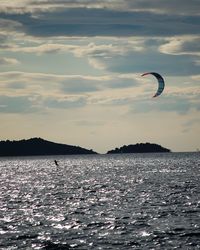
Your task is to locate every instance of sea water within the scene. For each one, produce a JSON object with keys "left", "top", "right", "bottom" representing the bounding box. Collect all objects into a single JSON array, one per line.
[{"left": 0, "top": 153, "right": 200, "bottom": 249}]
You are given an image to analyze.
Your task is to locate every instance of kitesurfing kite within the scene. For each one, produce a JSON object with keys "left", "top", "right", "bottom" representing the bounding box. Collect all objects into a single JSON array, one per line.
[{"left": 141, "top": 72, "right": 165, "bottom": 98}]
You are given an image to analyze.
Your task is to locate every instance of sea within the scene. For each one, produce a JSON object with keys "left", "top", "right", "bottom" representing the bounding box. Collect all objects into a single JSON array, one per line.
[{"left": 0, "top": 152, "right": 200, "bottom": 250}]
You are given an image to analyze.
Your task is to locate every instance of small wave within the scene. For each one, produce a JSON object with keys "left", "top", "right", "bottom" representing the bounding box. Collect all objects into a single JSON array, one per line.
[
  {"left": 16, "top": 233, "right": 38, "bottom": 240},
  {"left": 180, "top": 232, "right": 200, "bottom": 238},
  {"left": 42, "top": 241, "right": 72, "bottom": 250}
]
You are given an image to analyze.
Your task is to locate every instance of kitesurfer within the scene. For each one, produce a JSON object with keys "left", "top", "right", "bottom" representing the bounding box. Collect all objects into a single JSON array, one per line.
[{"left": 54, "top": 160, "right": 59, "bottom": 166}]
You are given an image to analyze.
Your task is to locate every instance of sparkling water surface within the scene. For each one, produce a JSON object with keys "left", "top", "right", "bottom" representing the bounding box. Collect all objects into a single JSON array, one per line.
[{"left": 0, "top": 153, "right": 200, "bottom": 249}]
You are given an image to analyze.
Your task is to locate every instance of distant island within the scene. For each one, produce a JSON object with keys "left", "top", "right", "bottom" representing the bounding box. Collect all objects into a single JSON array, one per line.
[
  {"left": 0, "top": 138, "right": 97, "bottom": 157},
  {"left": 107, "top": 143, "right": 171, "bottom": 154},
  {"left": 0, "top": 139, "right": 171, "bottom": 157}
]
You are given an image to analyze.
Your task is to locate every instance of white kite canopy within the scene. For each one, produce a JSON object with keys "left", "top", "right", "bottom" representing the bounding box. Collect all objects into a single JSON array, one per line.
[{"left": 141, "top": 72, "right": 165, "bottom": 98}]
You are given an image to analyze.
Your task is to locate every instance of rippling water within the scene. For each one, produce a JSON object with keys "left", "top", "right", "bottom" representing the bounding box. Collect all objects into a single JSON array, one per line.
[{"left": 0, "top": 152, "right": 200, "bottom": 249}]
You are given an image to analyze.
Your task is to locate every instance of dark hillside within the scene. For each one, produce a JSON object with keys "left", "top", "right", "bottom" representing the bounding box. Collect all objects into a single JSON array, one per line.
[
  {"left": 107, "top": 143, "right": 171, "bottom": 154},
  {"left": 0, "top": 138, "right": 97, "bottom": 156}
]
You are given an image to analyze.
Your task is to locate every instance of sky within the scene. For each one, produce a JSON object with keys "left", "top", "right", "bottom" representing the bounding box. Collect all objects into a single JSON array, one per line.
[{"left": 0, "top": 0, "right": 200, "bottom": 153}]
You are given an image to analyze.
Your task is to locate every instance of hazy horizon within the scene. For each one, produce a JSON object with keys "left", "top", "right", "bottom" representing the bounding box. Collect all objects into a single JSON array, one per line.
[{"left": 0, "top": 0, "right": 200, "bottom": 153}]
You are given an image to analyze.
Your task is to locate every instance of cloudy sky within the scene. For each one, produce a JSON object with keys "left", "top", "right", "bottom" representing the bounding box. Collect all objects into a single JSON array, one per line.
[{"left": 0, "top": 0, "right": 200, "bottom": 153}]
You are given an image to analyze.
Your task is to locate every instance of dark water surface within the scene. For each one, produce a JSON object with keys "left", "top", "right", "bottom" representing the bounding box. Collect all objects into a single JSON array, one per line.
[{"left": 0, "top": 153, "right": 200, "bottom": 249}]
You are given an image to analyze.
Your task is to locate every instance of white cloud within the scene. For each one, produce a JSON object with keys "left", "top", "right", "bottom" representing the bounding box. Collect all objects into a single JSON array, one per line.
[
  {"left": 73, "top": 42, "right": 143, "bottom": 57},
  {"left": 9, "top": 43, "right": 76, "bottom": 54},
  {"left": 191, "top": 75, "right": 200, "bottom": 81},
  {"left": 0, "top": 0, "right": 200, "bottom": 15},
  {"left": 130, "top": 94, "right": 200, "bottom": 115},
  {"left": 1, "top": 2, "right": 199, "bottom": 38},
  {"left": 8, "top": 39, "right": 145, "bottom": 55},
  {"left": 0, "top": 71, "right": 139, "bottom": 97},
  {"left": 159, "top": 36, "right": 200, "bottom": 55},
  {"left": 0, "top": 57, "right": 20, "bottom": 65},
  {"left": 0, "top": 95, "right": 40, "bottom": 113},
  {"left": 0, "top": 18, "right": 22, "bottom": 31},
  {"left": 6, "top": 40, "right": 146, "bottom": 70}
]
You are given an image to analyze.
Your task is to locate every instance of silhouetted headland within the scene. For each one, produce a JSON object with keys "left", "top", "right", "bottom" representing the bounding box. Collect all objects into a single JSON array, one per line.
[
  {"left": 107, "top": 143, "right": 171, "bottom": 154},
  {"left": 0, "top": 138, "right": 97, "bottom": 157}
]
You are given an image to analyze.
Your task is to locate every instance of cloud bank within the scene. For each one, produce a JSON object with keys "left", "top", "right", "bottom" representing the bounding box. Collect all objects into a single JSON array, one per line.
[{"left": 0, "top": 0, "right": 200, "bottom": 38}]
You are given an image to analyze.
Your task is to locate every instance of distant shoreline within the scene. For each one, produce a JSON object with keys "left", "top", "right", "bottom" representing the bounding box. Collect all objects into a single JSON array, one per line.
[{"left": 0, "top": 138, "right": 171, "bottom": 157}]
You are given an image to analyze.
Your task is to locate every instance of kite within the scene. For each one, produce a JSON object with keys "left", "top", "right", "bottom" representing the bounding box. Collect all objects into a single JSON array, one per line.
[{"left": 141, "top": 72, "right": 165, "bottom": 97}]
